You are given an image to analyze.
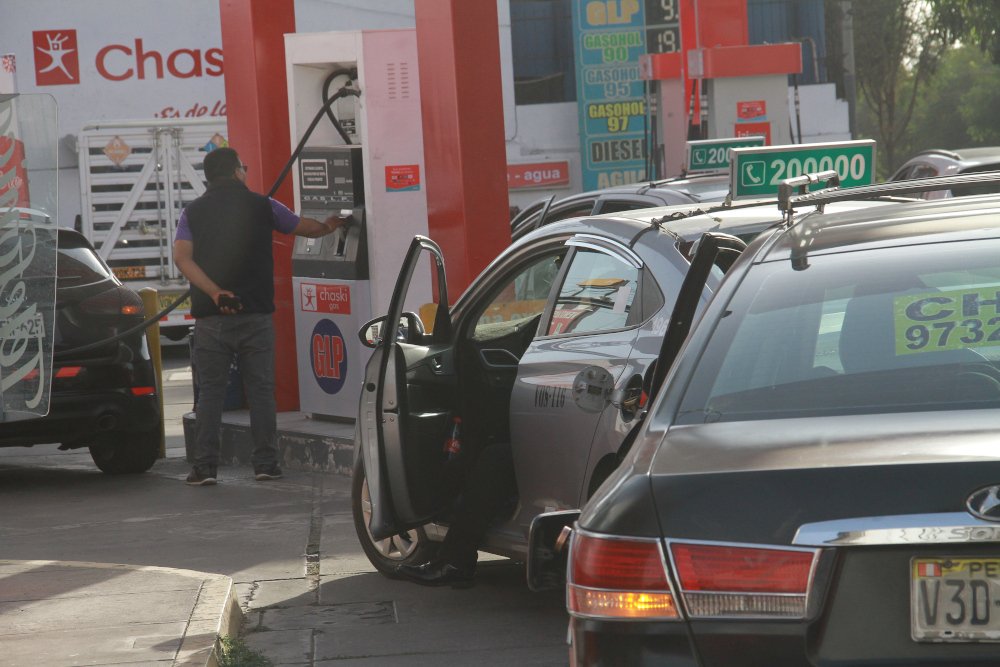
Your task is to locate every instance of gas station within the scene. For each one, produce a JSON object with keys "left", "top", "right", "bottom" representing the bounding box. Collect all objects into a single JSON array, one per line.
[
  {"left": 210, "top": 0, "right": 807, "bottom": 439},
  {"left": 0, "top": 0, "right": 831, "bottom": 463}
]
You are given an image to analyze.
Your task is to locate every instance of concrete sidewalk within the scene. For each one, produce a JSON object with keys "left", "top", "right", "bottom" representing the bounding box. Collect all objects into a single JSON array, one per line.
[{"left": 0, "top": 560, "right": 241, "bottom": 667}]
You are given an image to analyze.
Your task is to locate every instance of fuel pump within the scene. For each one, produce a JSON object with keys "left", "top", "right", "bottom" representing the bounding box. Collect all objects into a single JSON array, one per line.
[{"left": 286, "top": 30, "right": 430, "bottom": 420}]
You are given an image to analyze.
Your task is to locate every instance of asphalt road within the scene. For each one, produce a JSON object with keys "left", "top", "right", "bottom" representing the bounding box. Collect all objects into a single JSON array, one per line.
[{"left": 0, "top": 344, "right": 569, "bottom": 666}]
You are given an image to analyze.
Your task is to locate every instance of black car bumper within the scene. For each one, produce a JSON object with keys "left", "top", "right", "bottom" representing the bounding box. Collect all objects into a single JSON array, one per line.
[{"left": 0, "top": 388, "right": 159, "bottom": 448}]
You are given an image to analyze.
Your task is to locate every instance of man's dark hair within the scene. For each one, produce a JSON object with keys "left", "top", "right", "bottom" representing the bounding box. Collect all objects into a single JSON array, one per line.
[{"left": 204, "top": 147, "right": 241, "bottom": 184}]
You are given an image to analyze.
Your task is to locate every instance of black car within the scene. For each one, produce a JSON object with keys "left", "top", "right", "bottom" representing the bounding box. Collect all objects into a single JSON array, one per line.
[
  {"left": 1, "top": 228, "right": 160, "bottom": 474},
  {"left": 565, "top": 172, "right": 1000, "bottom": 665}
]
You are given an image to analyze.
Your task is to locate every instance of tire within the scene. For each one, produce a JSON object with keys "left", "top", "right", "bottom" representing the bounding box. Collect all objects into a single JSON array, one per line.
[
  {"left": 351, "top": 457, "right": 437, "bottom": 576},
  {"left": 89, "top": 428, "right": 160, "bottom": 474}
]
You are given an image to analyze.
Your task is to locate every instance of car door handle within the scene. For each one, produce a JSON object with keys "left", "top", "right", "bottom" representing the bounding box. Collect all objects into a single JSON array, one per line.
[{"left": 480, "top": 348, "right": 520, "bottom": 369}]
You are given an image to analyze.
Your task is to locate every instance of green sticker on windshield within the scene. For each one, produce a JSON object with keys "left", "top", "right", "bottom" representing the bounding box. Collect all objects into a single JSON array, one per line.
[{"left": 894, "top": 287, "right": 1000, "bottom": 355}]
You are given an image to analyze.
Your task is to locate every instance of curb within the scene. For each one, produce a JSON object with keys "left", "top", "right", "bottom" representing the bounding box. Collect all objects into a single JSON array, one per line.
[
  {"left": 0, "top": 560, "right": 242, "bottom": 667},
  {"left": 182, "top": 411, "right": 356, "bottom": 475}
]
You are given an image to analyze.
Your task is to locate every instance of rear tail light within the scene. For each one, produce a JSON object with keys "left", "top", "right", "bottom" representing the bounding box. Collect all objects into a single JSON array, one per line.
[
  {"left": 78, "top": 287, "right": 144, "bottom": 317},
  {"left": 670, "top": 542, "right": 818, "bottom": 619},
  {"left": 567, "top": 532, "right": 680, "bottom": 620},
  {"left": 130, "top": 386, "right": 155, "bottom": 396}
]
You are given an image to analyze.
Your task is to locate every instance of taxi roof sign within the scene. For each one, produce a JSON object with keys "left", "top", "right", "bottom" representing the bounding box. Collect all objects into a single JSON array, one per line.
[
  {"left": 729, "top": 139, "right": 876, "bottom": 200},
  {"left": 686, "top": 136, "right": 765, "bottom": 174}
]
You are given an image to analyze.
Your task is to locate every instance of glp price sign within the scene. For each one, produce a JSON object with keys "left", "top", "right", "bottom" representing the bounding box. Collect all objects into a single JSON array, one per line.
[
  {"left": 729, "top": 140, "right": 876, "bottom": 199},
  {"left": 686, "top": 136, "right": 765, "bottom": 174}
]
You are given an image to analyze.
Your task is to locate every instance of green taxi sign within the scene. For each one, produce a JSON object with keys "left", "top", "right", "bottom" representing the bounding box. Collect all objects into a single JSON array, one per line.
[
  {"left": 729, "top": 140, "right": 876, "bottom": 199},
  {"left": 686, "top": 136, "right": 766, "bottom": 174}
]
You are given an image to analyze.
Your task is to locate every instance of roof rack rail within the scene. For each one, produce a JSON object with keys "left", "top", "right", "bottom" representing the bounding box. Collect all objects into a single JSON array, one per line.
[{"left": 778, "top": 170, "right": 1000, "bottom": 221}]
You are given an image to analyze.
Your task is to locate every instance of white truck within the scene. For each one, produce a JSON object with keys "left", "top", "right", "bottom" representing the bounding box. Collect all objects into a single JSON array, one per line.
[{"left": 78, "top": 118, "right": 226, "bottom": 339}]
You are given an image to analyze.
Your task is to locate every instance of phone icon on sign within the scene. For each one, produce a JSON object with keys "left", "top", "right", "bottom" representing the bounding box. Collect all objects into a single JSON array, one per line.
[{"left": 742, "top": 161, "right": 765, "bottom": 186}]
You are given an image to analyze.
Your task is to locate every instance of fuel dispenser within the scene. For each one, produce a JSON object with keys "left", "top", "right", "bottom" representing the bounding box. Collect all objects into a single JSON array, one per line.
[{"left": 286, "top": 30, "right": 431, "bottom": 420}]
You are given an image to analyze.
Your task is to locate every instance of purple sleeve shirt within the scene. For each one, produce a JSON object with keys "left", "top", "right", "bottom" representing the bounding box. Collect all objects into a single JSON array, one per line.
[{"left": 174, "top": 198, "right": 301, "bottom": 242}]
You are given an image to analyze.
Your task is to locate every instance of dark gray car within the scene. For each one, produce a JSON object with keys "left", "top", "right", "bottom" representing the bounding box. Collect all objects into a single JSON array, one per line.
[{"left": 567, "top": 173, "right": 1000, "bottom": 665}]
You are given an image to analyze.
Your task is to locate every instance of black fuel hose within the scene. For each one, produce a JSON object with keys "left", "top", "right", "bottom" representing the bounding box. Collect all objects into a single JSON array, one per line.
[{"left": 57, "top": 78, "right": 361, "bottom": 357}]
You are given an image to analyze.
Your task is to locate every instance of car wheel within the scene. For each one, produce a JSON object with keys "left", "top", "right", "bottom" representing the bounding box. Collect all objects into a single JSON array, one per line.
[
  {"left": 351, "top": 457, "right": 437, "bottom": 576},
  {"left": 89, "top": 429, "right": 160, "bottom": 474}
]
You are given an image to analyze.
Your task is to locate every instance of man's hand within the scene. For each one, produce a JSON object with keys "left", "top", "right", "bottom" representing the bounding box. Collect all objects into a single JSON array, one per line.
[
  {"left": 294, "top": 212, "right": 351, "bottom": 238},
  {"left": 214, "top": 290, "right": 243, "bottom": 315}
]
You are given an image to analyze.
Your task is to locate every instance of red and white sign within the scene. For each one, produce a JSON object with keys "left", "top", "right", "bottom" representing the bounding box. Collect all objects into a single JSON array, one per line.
[
  {"left": 385, "top": 164, "right": 421, "bottom": 192},
  {"left": 507, "top": 160, "right": 570, "bottom": 190},
  {"left": 32, "top": 30, "right": 79, "bottom": 86},
  {"left": 736, "top": 121, "right": 771, "bottom": 145},
  {"left": 737, "top": 100, "right": 767, "bottom": 121},
  {"left": 0, "top": 137, "right": 30, "bottom": 207},
  {"left": 300, "top": 282, "right": 351, "bottom": 315}
]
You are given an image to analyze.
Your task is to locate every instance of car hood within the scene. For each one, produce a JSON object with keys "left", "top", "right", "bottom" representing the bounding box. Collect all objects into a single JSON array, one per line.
[{"left": 605, "top": 411, "right": 1000, "bottom": 545}]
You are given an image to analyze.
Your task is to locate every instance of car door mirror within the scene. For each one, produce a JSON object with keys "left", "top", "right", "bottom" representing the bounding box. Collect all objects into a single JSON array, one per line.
[
  {"left": 359, "top": 317, "right": 386, "bottom": 348},
  {"left": 358, "top": 312, "right": 427, "bottom": 349}
]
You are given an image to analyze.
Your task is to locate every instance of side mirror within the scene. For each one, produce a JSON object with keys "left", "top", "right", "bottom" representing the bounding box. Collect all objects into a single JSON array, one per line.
[
  {"left": 358, "top": 312, "right": 427, "bottom": 349},
  {"left": 358, "top": 317, "right": 385, "bottom": 349}
]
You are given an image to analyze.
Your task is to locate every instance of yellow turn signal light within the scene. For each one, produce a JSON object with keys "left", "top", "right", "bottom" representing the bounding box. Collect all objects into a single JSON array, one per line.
[{"left": 567, "top": 584, "right": 680, "bottom": 620}]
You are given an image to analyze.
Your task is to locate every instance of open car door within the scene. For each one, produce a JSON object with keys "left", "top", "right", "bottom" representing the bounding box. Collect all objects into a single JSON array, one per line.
[{"left": 358, "top": 235, "right": 457, "bottom": 541}]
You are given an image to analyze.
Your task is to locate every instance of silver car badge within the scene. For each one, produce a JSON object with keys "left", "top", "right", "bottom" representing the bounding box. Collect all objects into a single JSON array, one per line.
[{"left": 966, "top": 485, "right": 1000, "bottom": 522}]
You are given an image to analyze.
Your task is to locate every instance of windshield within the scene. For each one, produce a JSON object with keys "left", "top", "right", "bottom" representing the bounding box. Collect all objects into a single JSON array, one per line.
[{"left": 675, "top": 239, "right": 1000, "bottom": 424}]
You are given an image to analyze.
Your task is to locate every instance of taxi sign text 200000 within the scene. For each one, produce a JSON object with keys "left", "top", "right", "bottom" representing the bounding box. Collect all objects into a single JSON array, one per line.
[{"left": 729, "top": 140, "right": 876, "bottom": 199}]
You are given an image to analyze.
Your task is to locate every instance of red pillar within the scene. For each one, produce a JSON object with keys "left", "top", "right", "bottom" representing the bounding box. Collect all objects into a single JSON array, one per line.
[
  {"left": 218, "top": 0, "right": 299, "bottom": 411},
  {"left": 414, "top": 0, "right": 510, "bottom": 295}
]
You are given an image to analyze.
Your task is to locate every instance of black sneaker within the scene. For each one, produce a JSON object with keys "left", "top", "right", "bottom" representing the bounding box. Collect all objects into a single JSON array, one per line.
[
  {"left": 185, "top": 466, "right": 217, "bottom": 486},
  {"left": 254, "top": 464, "right": 282, "bottom": 481}
]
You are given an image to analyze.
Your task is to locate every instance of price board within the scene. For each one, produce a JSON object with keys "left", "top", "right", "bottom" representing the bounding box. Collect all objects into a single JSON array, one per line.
[
  {"left": 686, "top": 136, "right": 765, "bottom": 174},
  {"left": 729, "top": 140, "right": 876, "bottom": 199}
]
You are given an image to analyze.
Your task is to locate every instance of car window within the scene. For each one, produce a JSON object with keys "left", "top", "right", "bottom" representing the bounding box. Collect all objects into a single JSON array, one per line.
[
  {"left": 675, "top": 239, "right": 1000, "bottom": 424},
  {"left": 910, "top": 164, "right": 939, "bottom": 179},
  {"left": 472, "top": 252, "right": 564, "bottom": 341},
  {"left": 57, "top": 245, "right": 112, "bottom": 287},
  {"left": 547, "top": 248, "right": 640, "bottom": 336},
  {"left": 511, "top": 200, "right": 595, "bottom": 241},
  {"left": 594, "top": 198, "right": 658, "bottom": 215}
]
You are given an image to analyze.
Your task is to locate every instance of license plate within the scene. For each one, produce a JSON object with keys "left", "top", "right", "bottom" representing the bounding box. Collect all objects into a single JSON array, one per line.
[
  {"left": 158, "top": 294, "right": 191, "bottom": 313},
  {"left": 113, "top": 265, "right": 146, "bottom": 280},
  {"left": 911, "top": 557, "right": 1000, "bottom": 642},
  {"left": 0, "top": 312, "right": 45, "bottom": 340}
]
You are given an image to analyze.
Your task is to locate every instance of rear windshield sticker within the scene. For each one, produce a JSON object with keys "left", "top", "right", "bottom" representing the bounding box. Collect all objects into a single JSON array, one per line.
[{"left": 893, "top": 287, "right": 1000, "bottom": 355}]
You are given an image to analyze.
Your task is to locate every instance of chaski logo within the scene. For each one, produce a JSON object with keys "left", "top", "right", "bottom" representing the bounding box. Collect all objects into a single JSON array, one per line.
[{"left": 33, "top": 30, "right": 80, "bottom": 86}]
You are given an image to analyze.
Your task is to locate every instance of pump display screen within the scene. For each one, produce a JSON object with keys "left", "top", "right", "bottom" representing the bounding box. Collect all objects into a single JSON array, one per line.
[{"left": 299, "top": 146, "right": 364, "bottom": 208}]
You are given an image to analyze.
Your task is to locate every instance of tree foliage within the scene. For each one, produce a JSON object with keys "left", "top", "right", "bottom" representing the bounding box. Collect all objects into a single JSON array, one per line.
[
  {"left": 852, "top": 0, "right": 948, "bottom": 173},
  {"left": 897, "top": 46, "right": 1000, "bottom": 160},
  {"left": 929, "top": 0, "right": 1000, "bottom": 65}
]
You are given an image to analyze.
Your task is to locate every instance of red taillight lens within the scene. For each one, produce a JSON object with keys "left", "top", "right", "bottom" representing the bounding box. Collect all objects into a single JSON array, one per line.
[
  {"left": 130, "top": 386, "right": 155, "bottom": 396},
  {"left": 671, "top": 543, "right": 814, "bottom": 594},
  {"left": 567, "top": 532, "right": 679, "bottom": 620},
  {"left": 572, "top": 533, "right": 670, "bottom": 589},
  {"left": 670, "top": 542, "right": 818, "bottom": 619},
  {"left": 56, "top": 366, "right": 82, "bottom": 378}
]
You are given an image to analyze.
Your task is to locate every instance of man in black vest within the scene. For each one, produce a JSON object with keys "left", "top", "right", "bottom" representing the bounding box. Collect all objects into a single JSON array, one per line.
[{"left": 174, "top": 147, "right": 347, "bottom": 486}]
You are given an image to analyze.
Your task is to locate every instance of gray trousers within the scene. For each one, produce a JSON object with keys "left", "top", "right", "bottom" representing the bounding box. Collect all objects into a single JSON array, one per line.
[{"left": 191, "top": 313, "right": 277, "bottom": 470}]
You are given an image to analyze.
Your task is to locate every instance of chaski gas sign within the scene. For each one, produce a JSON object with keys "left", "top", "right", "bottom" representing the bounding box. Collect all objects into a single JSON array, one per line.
[{"left": 32, "top": 29, "right": 223, "bottom": 86}]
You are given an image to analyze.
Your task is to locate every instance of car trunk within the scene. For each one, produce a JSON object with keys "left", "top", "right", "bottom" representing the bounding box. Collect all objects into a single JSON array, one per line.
[{"left": 649, "top": 412, "right": 1000, "bottom": 666}]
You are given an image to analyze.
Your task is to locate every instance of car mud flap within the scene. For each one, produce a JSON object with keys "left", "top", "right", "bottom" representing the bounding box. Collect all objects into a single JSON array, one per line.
[{"left": 527, "top": 509, "right": 580, "bottom": 591}]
